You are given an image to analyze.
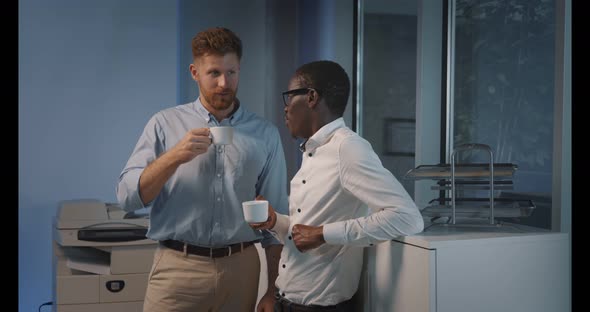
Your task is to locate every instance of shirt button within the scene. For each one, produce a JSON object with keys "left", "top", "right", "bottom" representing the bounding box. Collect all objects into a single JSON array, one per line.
[
  {"left": 281, "top": 293, "right": 285, "bottom": 297},
  {"left": 218, "top": 147, "right": 222, "bottom": 153},
  {"left": 302, "top": 180, "right": 306, "bottom": 184},
  {"left": 217, "top": 173, "right": 221, "bottom": 178},
  {"left": 282, "top": 264, "right": 286, "bottom": 268},
  {"left": 297, "top": 208, "right": 301, "bottom": 213},
  {"left": 308, "top": 153, "right": 312, "bottom": 157},
  {"left": 217, "top": 197, "right": 221, "bottom": 201},
  {"left": 288, "top": 236, "right": 292, "bottom": 240}
]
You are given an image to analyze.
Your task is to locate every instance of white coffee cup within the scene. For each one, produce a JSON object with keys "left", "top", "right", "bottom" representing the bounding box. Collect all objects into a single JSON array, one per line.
[
  {"left": 242, "top": 200, "right": 269, "bottom": 223},
  {"left": 210, "top": 126, "right": 234, "bottom": 145}
]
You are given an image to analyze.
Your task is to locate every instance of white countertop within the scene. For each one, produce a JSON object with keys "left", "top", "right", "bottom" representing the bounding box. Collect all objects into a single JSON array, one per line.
[{"left": 393, "top": 219, "right": 568, "bottom": 249}]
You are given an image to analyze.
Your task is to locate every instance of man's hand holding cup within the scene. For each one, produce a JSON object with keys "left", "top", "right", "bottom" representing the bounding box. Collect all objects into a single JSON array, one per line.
[{"left": 245, "top": 195, "right": 277, "bottom": 230}]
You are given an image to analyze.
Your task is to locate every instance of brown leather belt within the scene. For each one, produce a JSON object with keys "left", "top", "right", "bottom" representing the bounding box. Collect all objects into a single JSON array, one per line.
[{"left": 161, "top": 239, "right": 255, "bottom": 258}]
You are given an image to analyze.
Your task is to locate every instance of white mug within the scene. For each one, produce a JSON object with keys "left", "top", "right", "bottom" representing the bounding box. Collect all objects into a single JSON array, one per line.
[
  {"left": 210, "top": 126, "right": 234, "bottom": 145},
  {"left": 242, "top": 200, "right": 269, "bottom": 223}
]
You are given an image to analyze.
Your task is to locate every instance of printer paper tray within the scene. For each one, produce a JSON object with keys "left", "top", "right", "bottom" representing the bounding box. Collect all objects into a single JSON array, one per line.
[
  {"left": 77, "top": 228, "right": 148, "bottom": 242},
  {"left": 56, "top": 301, "right": 143, "bottom": 312},
  {"left": 55, "top": 229, "right": 156, "bottom": 247}
]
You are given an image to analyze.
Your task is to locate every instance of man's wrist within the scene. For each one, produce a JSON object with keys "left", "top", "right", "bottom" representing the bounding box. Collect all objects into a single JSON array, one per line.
[
  {"left": 269, "top": 211, "right": 277, "bottom": 229},
  {"left": 265, "top": 284, "right": 278, "bottom": 299},
  {"left": 317, "top": 225, "right": 326, "bottom": 244}
]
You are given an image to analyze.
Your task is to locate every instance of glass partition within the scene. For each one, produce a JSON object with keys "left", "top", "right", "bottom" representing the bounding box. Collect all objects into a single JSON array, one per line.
[
  {"left": 354, "top": 0, "right": 418, "bottom": 196},
  {"left": 354, "top": 0, "right": 560, "bottom": 230},
  {"left": 448, "top": 0, "right": 556, "bottom": 229}
]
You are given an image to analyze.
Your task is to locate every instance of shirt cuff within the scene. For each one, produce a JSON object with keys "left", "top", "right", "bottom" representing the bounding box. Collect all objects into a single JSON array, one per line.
[
  {"left": 119, "top": 169, "right": 151, "bottom": 212},
  {"left": 271, "top": 213, "right": 290, "bottom": 243},
  {"left": 322, "top": 221, "right": 346, "bottom": 245}
]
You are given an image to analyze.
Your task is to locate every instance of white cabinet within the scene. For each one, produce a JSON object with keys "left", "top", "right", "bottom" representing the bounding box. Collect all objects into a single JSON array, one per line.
[{"left": 358, "top": 224, "right": 570, "bottom": 312}]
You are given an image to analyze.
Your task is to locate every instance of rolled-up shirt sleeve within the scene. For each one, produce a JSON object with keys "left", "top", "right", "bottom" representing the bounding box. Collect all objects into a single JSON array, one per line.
[{"left": 116, "top": 115, "right": 164, "bottom": 212}]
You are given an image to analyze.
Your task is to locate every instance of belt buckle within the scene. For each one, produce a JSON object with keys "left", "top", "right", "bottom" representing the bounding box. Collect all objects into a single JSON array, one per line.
[{"left": 227, "top": 245, "right": 232, "bottom": 256}]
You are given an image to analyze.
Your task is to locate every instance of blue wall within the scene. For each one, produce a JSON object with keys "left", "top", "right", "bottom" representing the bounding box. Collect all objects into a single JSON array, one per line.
[
  {"left": 18, "top": 0, "right": 353, "bottom": 311},
  {"left": 18, "top": 1, "right": 177, "bottom": 310}
]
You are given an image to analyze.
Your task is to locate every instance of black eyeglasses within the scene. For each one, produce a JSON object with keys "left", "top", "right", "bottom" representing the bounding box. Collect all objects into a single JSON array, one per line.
[{"left": 281, "top": 88, "right": 315, "bottom": 106}]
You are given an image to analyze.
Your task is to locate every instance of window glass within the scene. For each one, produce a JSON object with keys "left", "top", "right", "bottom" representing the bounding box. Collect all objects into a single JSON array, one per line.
[{"left": 453, "top": 0, "right": 555, "bottom": 228}]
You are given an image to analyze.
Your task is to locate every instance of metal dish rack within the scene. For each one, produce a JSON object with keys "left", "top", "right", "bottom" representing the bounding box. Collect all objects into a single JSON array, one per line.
[{"left": 404, "top": 143, "right": 535, "bottom": 227}]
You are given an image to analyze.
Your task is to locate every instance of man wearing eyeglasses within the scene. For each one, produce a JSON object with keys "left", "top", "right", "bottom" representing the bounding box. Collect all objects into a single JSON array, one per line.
[
  {"left": 117, "top": 27, "right": 289, "bottom": 312},
  {"left": 250, "top": 60, "right": 424, "bottom": 311}
]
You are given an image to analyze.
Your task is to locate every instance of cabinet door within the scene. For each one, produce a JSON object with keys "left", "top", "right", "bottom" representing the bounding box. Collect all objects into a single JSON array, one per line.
[
  {"left": 435, "top": 235, "right": 570, "bottom": 312},
  {"left": 363, "top": 240, "right": 436, "bottom": 312}
]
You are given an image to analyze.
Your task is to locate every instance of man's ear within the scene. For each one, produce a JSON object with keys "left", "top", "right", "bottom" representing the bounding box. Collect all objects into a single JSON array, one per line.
[
  {"left": 308, "top": 89, "right": 319, "bottom": 109},
  {"left": 189, "top": 63, "right": 199, "bottom": 82}
]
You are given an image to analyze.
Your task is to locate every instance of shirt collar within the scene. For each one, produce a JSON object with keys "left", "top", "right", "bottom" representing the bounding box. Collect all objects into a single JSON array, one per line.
[
  {"left": 302, "top": 117, "right": 346, "bottom": 153},
  {"left": 192, "top": 97, "right": 243, "bottom": 126},
  {"left": 298, "top": 139, "right": 308, "bottom": 153}
]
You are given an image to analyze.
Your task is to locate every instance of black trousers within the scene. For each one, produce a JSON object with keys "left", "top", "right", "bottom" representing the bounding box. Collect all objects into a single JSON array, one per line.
[{"left": 273, "top": 293, "right": 355, "bottom": 312}]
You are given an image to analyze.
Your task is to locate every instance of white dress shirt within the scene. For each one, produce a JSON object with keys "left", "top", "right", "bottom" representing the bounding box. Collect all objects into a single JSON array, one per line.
[{"left": 272, "top": 118, "right": 424, "bottom": 306}]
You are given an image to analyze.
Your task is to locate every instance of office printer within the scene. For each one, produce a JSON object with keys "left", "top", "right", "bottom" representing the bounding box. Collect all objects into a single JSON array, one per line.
[{"left": 52, "top": 199, "right": 157, "bottom": 312}]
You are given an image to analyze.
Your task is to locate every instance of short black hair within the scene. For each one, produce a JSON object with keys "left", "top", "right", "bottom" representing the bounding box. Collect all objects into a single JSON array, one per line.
[{"left": 294, "top": 60, "right": 350, "bottom": 116}]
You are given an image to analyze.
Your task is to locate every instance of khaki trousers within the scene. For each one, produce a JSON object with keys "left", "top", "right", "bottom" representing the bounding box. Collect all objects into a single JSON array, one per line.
[{"left": 143, "top": 244, "right": 260, "bottom": 312}]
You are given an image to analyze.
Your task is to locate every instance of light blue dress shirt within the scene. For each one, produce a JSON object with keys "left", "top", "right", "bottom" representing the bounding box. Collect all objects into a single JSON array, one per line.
[{"left": 116, "top": 98, "right": 289, "bottom": 248}]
